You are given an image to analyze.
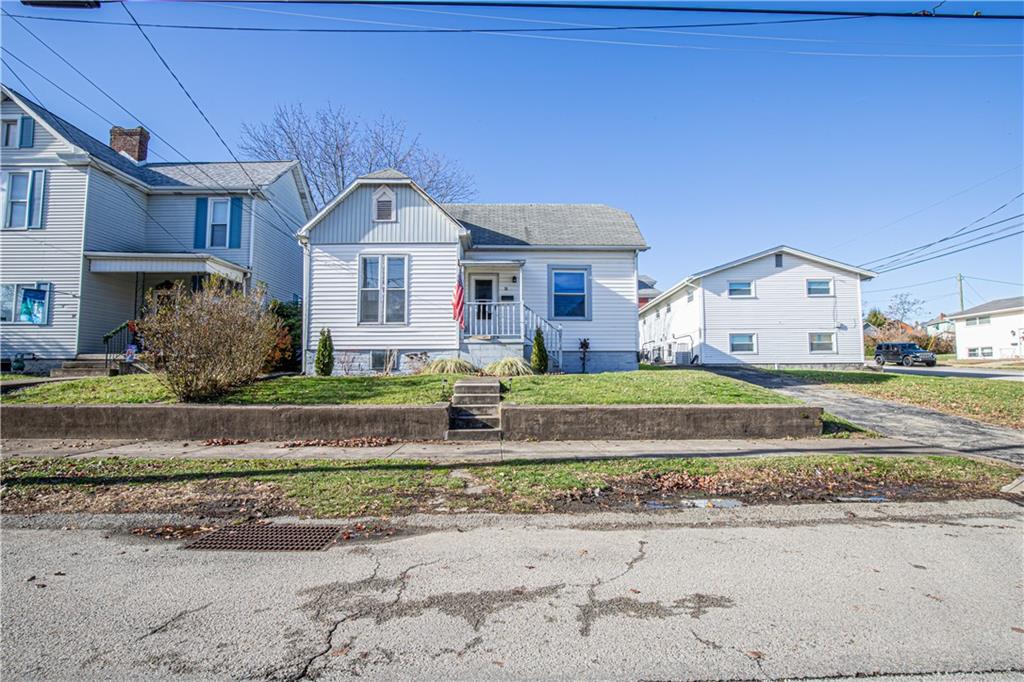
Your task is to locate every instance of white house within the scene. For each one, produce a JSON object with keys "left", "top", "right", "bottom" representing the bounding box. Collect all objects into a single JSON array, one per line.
[
  {"left": 948, "top": 296, "right": 1023, "bottom": 360},
  {"left": 639, "top": 246, "right": 876, "bottom": 368},
  {"left": 298, "top": 170, "right": 647, "bottom": 374},
  {"left": 0, "top": 85, "right": 313, "bottom": 374}
]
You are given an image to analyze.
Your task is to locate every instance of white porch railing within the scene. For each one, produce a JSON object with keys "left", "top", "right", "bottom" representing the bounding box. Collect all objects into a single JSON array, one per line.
[
  {"left": 523, "top": 305, "right": 563, "bottom": 371},
  {"left": 464, "top": 301, "right": 521, "bottom": 338}
]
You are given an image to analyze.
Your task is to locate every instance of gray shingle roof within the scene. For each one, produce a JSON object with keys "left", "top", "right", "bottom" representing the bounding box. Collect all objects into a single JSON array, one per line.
[
  {"left": 950, "top": 296, "right": 1023, "bottom": 318},
  {"left": 6, "top": 85, "right": 293, "bottom": 190},
  {"left": 442, "top": 203, "right": 647, "bottom": 249},
  {"left": 359, "top": 169, "right": 410, "bottom": 180}
]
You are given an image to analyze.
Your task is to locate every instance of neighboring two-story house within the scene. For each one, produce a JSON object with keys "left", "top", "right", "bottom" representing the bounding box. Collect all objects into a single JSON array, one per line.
[
  {"left": 299, "top": 169, "right": 647, "bottom": 374},
  {"left": 0, "top": 85, "right": 313, "bottom": 373},
  {"left": 639, "top": 246, "right": 876, "bottom": 367},
  {"left": 948, "top": 296, "right": 1023, "bottom": 360}
]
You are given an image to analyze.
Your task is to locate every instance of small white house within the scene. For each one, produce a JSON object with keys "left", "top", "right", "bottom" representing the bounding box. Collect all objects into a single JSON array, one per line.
[
  {"left": 298, "top": 170, "right": 647, "bottom": 374},
  {"left": 948, "top": 296, "right": 1023, "bottom": 360},
  {"left": 639, "top": 246, "right": 876, "bottom": 368}
]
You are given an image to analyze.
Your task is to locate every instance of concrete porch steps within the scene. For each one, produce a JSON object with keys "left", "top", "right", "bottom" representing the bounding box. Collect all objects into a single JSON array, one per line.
[
  {"left": 446, "top": 377, "right": 502, "bottom": 441},
  {"left": 50, "top": 357, "right": 119, "bottom": 378}
]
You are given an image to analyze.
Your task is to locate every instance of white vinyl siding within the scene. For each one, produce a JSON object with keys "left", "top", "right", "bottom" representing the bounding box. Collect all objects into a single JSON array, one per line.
[
  {"left": 0, "top": 164, "right": 87, "bottom": 359},
  {"left": 252, "top": 169, "right": 307, "bottom": 301},
  {"left": 308, "top": 242, "right": 459, "bottom": 352},
  {"left": 145, "top": 194, "right": 252, "bottom": 267},
  {"left": 953, "top": 308, "right": 1023, "bottom": 360},
  {"left": 83, "top": 168, "right": 147, "bottom": 251},
  {"left": 0, "top": 99, "right": 73, "bottom": 161},
  {"left": 309, "top": 184, "right": 461, "bottom": 245},
  {"left": 700, "top": 253, "right": 864, "bottom": 365}
]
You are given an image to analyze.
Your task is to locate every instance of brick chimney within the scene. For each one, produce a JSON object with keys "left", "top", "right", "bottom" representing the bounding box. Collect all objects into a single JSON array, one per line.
[{"left": 109, "top": 126, "right": 150, "bottom": 162}]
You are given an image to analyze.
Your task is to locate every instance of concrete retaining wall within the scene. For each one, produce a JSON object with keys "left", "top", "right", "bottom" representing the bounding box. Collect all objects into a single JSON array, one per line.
[
  {"left": 1, "top": 404, "right": 450, "bottom": 441},
  {"left": 501, "top": 404, "right": 823, "bottom": 440}
]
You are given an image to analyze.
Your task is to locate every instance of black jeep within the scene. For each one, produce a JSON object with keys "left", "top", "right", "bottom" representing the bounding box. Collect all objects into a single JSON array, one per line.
[{"left": 874, "top": 342, "right": 936, "bottom": 367}]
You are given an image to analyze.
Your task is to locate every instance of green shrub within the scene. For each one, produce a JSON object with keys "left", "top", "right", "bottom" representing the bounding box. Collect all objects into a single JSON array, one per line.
[
  {"left": 418, "top": 357, "right": 478, "bottom": 375},
  {"left": 531, "top": 326, "right": 548, "bottom": 374},
  {"left": 483, "top": 356, "right": 534, "bottom": 377},
  {"left": 314, "top": 328, "right": 334, "bottom": 376}
]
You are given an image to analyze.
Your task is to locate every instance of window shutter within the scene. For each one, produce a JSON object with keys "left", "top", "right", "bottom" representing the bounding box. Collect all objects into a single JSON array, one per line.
[
  {"left": 194, "top": 197, "right": 208, "bottom": 248},
  {"left": 27, "top": 170, "right": 45, "bottom": 228},
  {"left": 18, "top": 117, "right": 34, "bottom": 148},
  {"left": 229, "top": 197, "right": 243, "bottom": 248}
]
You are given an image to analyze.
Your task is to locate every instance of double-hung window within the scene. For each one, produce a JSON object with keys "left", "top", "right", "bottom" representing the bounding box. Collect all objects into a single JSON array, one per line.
[
  {"left": 550, "top": 267, "right": 590, "bottom": 320},
  {"left": 806, "top": 279, "right": 833, "bottom": 296},
  {"left": 809, "top": 332, "right": 836, "bottom": 353},
  {"left": 729, "top": 333, "right": 756, "bottom": 353},
  {"left": 1, "top": 120, "right": 18, "bottom": 148},
  {"left": 1, "top": 282, "right": 51, "bottom": 325},
  {"left": 359, "top": 255, "right": 407, "bottom": 324},
  {"left": 728, "top": 280, "right": 753, "bottom": 298},
  {"left": 3, "top": 170, "right": 44, "bottom": 229},
  {"left": 208, "top": 198, "right": 230, "bottom": 248}
]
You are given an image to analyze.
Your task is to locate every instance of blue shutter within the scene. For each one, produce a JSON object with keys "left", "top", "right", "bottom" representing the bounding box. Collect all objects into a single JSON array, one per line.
[
  {"left": 229, "top": 197, "right": 242, "bottom": 249},
  {"left": 18, "top": 117, "right": 34, "bottom": 148},
  {"left": 194, "top": 197, "right": 208, "bottom": 249},
  {"left": 27, "top": 170, "right": 45, "bottom": 229}
]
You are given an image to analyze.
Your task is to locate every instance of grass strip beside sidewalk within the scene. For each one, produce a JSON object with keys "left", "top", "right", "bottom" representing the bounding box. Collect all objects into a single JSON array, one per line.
[{"left": 2, "top": 454, "right": 1015, "bottom": 518}]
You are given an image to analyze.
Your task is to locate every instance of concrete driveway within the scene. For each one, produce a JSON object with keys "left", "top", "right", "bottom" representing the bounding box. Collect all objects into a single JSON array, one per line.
[
  {"left": 2, "top": 500, "right": 1022, "bottom": 681},
  {"left": 884, "top": 365, "right": 1023, "bottom": 381},
  {"left": 711, "top": 368, "right": 1024, "bottom": 466}
]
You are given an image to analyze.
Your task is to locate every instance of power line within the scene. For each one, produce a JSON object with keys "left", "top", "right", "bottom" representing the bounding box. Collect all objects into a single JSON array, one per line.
[
  {"left": 119, "top": 2, "right": 306, "bottom": 237},
  {"left": 860, "top": 212, "right": 1024, "bottom": 271},
  {"left": 137, "top": 1, "right": 1024, "bottom": 21},
  {"left": 0, "top": 46, "right": 300, "bottom": 242},
  {"left": 0, "top": 12, "right": 867, "bottom": 33},
  {"left": 875, "top": 228, "right": 1024, "bottom": 274},
  {"left": 863, "top": 276, "right": 955, "bottom": 294},
  {"left": 964, "top": 276, "right": 1024, "bottom": 287}
]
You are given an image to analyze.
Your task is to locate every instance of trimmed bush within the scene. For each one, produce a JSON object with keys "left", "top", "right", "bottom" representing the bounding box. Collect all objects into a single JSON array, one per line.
[
  {"left": 136, "top": 276, "right": 282, "bottom": 402},
  {"left": 314, "top": 328, "right": 334, "bottom": 376},
  {"left": 530, "top": 326, "right": 548, "bottom": 374},
  {"left": 483, "top": 356, "right": 534, "bottom": 377},
  {"left": 418, "top": 358, "right": 478, "bottom": 375}
]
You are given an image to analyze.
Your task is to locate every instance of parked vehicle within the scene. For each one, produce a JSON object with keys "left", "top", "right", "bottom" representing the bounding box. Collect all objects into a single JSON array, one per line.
[{"left": 874, "top": 342, "right": 936, "bottom": 367}]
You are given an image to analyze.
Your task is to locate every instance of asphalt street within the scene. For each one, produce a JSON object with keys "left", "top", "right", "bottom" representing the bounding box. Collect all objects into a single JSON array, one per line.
[
  {"left": 2, "top": 500, "right": 1022, "bottom": 681},
  {"left": 883, "top": 365, "right": 1023, "bottom": 381}
]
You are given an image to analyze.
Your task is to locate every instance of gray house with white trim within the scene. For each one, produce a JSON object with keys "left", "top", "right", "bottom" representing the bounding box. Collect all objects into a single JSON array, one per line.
[
  {"left": 0, "top": 85, "right": 313, "bottom": 372},
  {"left": 299, "top": 170, "right": 647, "bottom": 374}
]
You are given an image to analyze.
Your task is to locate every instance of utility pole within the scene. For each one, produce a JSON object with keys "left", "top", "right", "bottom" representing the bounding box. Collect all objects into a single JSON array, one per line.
[{"left": 957, "top": 273, "right": 964, "bottom": 311}]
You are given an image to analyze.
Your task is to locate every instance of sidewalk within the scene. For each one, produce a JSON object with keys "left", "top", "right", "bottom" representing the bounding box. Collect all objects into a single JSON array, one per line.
[{"left": 0, "top": 436, "right": 972, "bottom": 464}]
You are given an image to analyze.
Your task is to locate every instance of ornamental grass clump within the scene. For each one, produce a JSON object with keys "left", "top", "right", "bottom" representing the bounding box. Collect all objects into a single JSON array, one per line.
[
  {"left": 482, "top": 356, "right": 534, "bottom": 377},
  {"left": 418, "top": 358, "right": 478, "bottom": 375},
  {"left": 137, "top": 276, "right": 282, "bottom": 402}
]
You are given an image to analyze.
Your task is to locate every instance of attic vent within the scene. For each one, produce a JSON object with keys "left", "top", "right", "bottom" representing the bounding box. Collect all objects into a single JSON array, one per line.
[{"left": 373, "top": 186, "right": 396, "bottom": 222}]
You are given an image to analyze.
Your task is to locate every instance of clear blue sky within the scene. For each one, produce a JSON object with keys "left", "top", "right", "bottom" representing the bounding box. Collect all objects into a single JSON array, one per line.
[{"left": 3, "top": 1, "right": 1022, "bottom": 321}]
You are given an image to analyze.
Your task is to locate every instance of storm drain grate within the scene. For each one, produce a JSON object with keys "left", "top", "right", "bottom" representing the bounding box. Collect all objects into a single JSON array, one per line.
[{"left": 183, "top": 524, "right": 341, "bottom": 552}]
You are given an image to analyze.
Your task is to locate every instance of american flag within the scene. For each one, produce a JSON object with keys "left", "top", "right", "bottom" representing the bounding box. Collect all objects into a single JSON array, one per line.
[{"left": 452, "top": 270, "right": 465, "bottom": 329}]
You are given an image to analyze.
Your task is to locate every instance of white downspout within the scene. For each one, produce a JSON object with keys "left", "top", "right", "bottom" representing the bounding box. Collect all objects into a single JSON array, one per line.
[
  {"left": 246, "top": 191, "right": 257, "bottom": 292},
  {"left": 300, "top": 238, "right": 311, "bottom": 375}
]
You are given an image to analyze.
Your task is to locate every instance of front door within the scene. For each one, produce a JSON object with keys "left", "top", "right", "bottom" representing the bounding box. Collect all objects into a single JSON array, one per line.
[{"left": 471, "top": 276, "right": 495, "bottom": 318}]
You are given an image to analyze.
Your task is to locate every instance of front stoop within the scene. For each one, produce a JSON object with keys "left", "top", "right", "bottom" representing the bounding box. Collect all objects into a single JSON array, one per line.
[
  {"left": 49, "top": 357, "right": 118, "bottom": 378},
  {"left": 446, "top": 377, "right": 502, "bottom": 441}
]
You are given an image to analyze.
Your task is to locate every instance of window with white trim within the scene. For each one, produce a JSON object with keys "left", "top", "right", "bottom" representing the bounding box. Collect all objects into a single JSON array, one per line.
[
  {"left": 208, "top": 198, "right": 230, "bottom": 248},
  {"left": 981, "top": 346, "right": 993, "bottom": 357},
  {"left": 1, "top": 282, "right": 51, "bottom": 324},
  {"left": 809, "top": 332, "right": 836, "bottom": 353},
  {"left": 359, "top": 255, "right": 407, "bottom": 324},
  {"left": 550, "top": 268, "right": 589, "bottom": 319},
  {"left": 728, "top": 280, "right": 753, "bottom": 297},
  {"left": 3, "top": 170, "right": 44, "bottom": 229},
  {"left": 729, "top": 333, "right": 756, "bottom": 353},
  {"left": 373, "top": 186, "right": 396, "bottom": 222},
  {"left": 965, "top": 315, "right": 991, "bottom": 326},
  {"left": 1, "top": 120, "right": 18, "bottom": 148},
  {"left": 774, "top": 253, "right": 783, "bottom": 268},
  {"left": 806, "top": 279, "right": 833, "bottom": 296}
]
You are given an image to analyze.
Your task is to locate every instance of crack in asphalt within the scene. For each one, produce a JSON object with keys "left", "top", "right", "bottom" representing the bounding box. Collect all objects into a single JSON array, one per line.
[{"left": 138, "top": 603, "right": 212, "bottom": 640}]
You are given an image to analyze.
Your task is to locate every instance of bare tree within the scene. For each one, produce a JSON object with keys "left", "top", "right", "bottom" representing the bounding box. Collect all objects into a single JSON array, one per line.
[
  {"left": 241, "top": 104, "right": 475, "bottom": 208},
  {"left": 885, "top": 293, "right": 925, "bottom": 324}
]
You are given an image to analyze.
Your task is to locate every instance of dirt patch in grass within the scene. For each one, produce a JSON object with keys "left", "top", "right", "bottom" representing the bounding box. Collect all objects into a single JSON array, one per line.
[
  {"left": 2, "top": 455, "right": 1016, "bottom": 518},
  {"left": 2, "top": 478, "right": 304, "bottom": 519}
]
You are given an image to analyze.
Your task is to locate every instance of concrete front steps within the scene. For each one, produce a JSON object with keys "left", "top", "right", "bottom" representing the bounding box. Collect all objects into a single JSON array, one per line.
[
  {"left": 446, "top": 377, "right": 502, "bottom": 441},
  {"left": 50, "top": 356, "right": 118, "bottom": 378}
]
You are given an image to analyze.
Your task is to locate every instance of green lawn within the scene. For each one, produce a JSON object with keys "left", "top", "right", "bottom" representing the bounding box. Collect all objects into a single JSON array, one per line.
[
  {"left": 1, "top": 454, "right": 1014, "bottom": 517},
  {"left": 504, "top": 369, "right": 793, "bottom": 405},
  {"left": 3, "top": 373, "right": 459, "bottom": 405},
  {"left": 778, "top": 369, "right": 1024, "bottom": 430}
]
